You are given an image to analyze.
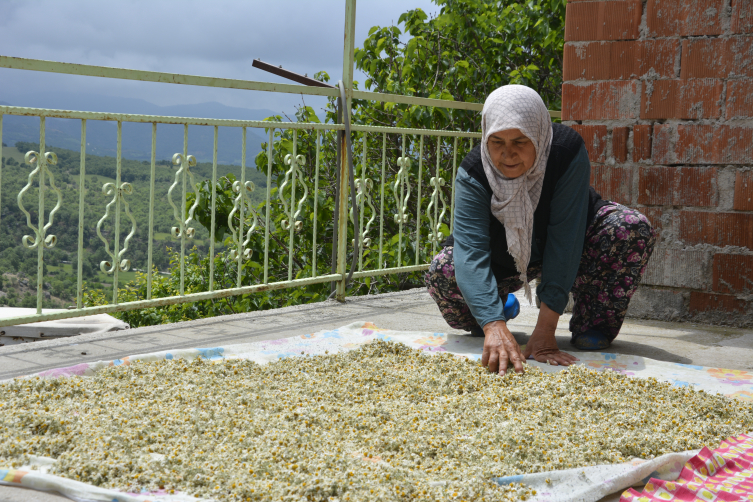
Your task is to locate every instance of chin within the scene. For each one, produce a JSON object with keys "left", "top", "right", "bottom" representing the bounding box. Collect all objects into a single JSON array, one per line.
[{"left": 498, "top": 166, "right": 527, "bottom": 179}]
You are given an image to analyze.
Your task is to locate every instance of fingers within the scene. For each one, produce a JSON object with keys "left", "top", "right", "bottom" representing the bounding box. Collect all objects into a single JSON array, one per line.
[
  {"left": 489, "top": 347, "right": 507, "bottom": 375},
  {"left": 506, "top": 342, "right": 525, "bottom": 374},
  {"left": 485, "top": 345, "right": 517, "bottom": 376},
  {"left": 489, "top": 349, "right": 501, "bottom": 375},
  {"left": 498, "top": 352, "right": 508, "bottom": 375},
  {"left": 480, "top": 321, "right": 527, "bottom": 376},
  {"left": 535, "top": 351, "right": 579, "bottom": 366},
  {"left": 552, "top": 351, "right": 578, "bottom": 365}
]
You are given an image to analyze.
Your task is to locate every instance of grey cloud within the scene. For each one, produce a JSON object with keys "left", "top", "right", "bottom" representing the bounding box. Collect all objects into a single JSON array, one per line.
[{"left": 0, "top": 0, "right": 437, "bottom": 114}]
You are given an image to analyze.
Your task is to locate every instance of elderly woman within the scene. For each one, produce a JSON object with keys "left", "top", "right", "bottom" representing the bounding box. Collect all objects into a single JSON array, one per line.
[{"left": 425, "top": 85, "right": 656, "bottom": 375}]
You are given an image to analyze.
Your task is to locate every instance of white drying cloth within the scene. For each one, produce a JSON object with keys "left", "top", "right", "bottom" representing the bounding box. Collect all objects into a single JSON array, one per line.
[
  {"left": 3, "top": 321, "right": 751, "bottom": 502},
  {"left": 0, "top": 308, "right": 129, "bottom": 346},
  {"left": 480, "top": 85, "right": 553, "bottom": 302}
]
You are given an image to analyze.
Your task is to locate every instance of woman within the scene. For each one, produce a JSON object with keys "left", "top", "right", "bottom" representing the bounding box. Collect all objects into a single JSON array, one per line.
[{"left": 425, "top": 85, "right": 656, "bottom": 375}]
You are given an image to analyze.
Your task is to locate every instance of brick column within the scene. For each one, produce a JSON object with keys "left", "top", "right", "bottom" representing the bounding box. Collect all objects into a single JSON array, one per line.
[{"left": 563, "top": 0, "right": 753, "bottom": 326}]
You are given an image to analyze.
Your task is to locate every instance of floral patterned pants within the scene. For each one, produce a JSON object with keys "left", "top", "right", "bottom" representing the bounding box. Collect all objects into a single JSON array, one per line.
[{"left": 425, "top": 203, "right": 657, "bottom": 341}]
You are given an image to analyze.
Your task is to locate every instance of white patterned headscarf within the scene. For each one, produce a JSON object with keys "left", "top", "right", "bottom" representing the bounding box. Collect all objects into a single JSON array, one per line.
[{"left": 481, "top": 85, "right": 553, "bottom": 303}]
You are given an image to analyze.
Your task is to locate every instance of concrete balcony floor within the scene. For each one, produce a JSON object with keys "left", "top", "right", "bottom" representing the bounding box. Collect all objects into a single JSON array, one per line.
[{"left": 1, "top": 288, "right": 752, "bottom": 502}]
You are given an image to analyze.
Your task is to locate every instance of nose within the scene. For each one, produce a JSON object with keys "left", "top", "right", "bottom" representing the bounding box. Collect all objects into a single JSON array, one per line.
[{"left": 500, "top": 144, "right": 516, "bottom": 163}]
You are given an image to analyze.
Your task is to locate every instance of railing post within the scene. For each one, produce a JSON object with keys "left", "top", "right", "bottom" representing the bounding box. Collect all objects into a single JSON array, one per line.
[
  {"left": 335, "top": 0, "right": 357, "bottom": 301},
  {"left": 335, "top": 130, "right": 349, "bottom": 300},
  {"left": 36, "top": 117, "right": 47, "bottom": 314},
  {"left": 0, "top": 115, "right": 3, "bottom": 230},
  {"left": 76, "top": 120, "right": 87, "bottom": 308}
]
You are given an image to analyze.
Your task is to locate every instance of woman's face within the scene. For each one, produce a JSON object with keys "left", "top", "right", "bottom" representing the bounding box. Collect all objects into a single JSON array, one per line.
[{"left": 487, "top": 128, "right": 536, "bottom": 179}]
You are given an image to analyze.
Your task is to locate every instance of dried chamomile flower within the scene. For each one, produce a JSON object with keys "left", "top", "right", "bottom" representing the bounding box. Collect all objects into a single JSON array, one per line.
[{"left": 1, "top": 340, "right": 751, "bottom": 502}]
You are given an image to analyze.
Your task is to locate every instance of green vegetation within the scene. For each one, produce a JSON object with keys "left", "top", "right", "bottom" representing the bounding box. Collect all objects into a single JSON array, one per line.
[
  {"left": 0, "top": 142, "right": 266, "bottom": 308},
  {"left": 354, "top": 0, "right": 565, "bottom": 127},
  {"left": 47, "top": 263, "right": 138, "bottom": 286},
  {"left": 1, "top": 0, "right": 566, "bottom": 323}
]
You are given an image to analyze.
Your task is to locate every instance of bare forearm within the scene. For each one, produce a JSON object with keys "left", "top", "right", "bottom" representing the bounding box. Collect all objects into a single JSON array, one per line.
[
  {"left": 524, "top": 301, "right": 578, "bottom": 366},
  {"left": 533, "top": 301, "right": 560, "bottom": 338}
]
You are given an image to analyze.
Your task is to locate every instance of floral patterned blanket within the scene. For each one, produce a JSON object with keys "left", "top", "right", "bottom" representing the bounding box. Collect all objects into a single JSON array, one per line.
[{"left": 620, "top": 434, "right": 753, "bottom": 502}]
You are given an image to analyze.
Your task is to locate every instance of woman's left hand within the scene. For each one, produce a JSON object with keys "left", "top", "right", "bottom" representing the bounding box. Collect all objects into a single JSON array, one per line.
[
  {"left": 523, "top": 329, "right": 579, "bottom": 366},
  {"left": 523, "top": 301, "right": 579, "bottom": 366}
]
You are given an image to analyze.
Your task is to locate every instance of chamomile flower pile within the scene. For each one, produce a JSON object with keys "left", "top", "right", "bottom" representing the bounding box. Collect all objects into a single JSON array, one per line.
[{"left": 1, "top": 340, "right": 752, "bottom": 502}]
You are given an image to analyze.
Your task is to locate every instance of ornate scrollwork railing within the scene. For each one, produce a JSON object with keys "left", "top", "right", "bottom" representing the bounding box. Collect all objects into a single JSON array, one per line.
[
  {"left": 350, "top": 177, "right": 377, "bottom": 247},
  {"left": 17, "top": 151, "right": 63, "bottom": 250},
  {"left": 96, "top": 182, "right": 137, "bottom": 273},
  {"left": 0, "top": 101, "right": 484, "bottom": 327},
  {"left": 228, "top": 180, "right": 259, "bottom": 261},
  {"left": 427, "top": 176, "right": 448, "bottom": 244},
  {"left": 167, "top": 153, "right": 201, "bottom": 239},
  {"left": 279, "top": 153, "right": 308, "bottom": 232},
  {"left": 393, "top": 156, "right": 411, "bottom": 224}
]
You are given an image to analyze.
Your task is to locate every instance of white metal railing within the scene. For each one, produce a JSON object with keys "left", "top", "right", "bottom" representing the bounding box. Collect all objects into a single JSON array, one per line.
[{"left": 0, "top": 0, "right": 558, "bottom": 328}]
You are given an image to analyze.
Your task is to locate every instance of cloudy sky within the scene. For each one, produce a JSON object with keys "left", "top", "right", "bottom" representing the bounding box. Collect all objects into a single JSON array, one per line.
[{"left": 0, "top": 0, "right": 438, "bottom": 116}]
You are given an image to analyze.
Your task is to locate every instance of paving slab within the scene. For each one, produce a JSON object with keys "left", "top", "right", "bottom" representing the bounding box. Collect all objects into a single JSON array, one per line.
[
  {"left": 0, "top": 486, "right": 71, "bottom": 502},
  {"left": 2, "top": 287, "right": 752, "bottom": 378},
  {"left": 1, "top": 288, "right": 751, "bottom": 501}
]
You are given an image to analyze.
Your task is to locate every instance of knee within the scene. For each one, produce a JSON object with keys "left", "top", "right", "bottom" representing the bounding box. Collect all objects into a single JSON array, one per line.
[
  {"left": 425, "top": 247, "right": 456, "bottom": 291},
  {"left": 428, "top": 248, "right": 453, "bottom": 276},
  {"left": 620, "top": 209, "right": 657, "bottom": 246}
]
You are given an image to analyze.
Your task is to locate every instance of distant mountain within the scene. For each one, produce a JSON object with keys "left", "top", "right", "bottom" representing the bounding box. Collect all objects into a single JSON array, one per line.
[{"left": 0, "top": 92, "right": 282, "bottom": 165}]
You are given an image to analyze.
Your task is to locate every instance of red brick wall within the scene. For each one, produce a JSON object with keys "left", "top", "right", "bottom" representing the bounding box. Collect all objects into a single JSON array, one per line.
[{"left": 563, "top": 0, "right": 753, "bottom": 326}]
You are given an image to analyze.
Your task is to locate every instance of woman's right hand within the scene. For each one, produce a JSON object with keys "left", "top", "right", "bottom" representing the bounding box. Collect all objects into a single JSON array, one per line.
[{"left": 481, "top": 320, "right": 526, "bottom": 375}]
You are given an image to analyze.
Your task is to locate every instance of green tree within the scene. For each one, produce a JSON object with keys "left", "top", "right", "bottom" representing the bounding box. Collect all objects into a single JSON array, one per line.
[{"left": 353, "top": 0, "right": 565, "bottom": 132}]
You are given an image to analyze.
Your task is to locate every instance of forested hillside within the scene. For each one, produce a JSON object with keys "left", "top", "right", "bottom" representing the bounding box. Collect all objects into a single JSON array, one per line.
[
  {"left": 0, "top": 141, "right": 267, "bottom": 308},
  {"left": 0, "top": 93, "right": 274, "bottom": 164}
]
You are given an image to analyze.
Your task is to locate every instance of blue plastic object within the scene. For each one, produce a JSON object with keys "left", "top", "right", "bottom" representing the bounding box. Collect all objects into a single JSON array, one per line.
[
  {"left": 504, "top": 293, "right": 520, "bottom": 321},
  {"left": 468, "top": 294, "right": 520, "bottom": 337},
  {"left": 571, "top": 329, "right": 611, "bottom": 350}
]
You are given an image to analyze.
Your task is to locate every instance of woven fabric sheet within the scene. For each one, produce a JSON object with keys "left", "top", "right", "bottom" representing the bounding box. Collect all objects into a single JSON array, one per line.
[
  {"left": 620, "top": 433, "right": 753, "bottom": 501},
  {"left": 0, "top": 321, "right": 751, "bottom": 502}
]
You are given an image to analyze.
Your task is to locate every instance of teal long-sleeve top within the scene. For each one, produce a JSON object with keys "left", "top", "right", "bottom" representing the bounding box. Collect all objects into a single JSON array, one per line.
[{"left": 452, "top": 143, "right": 591, "bottom": 327}]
